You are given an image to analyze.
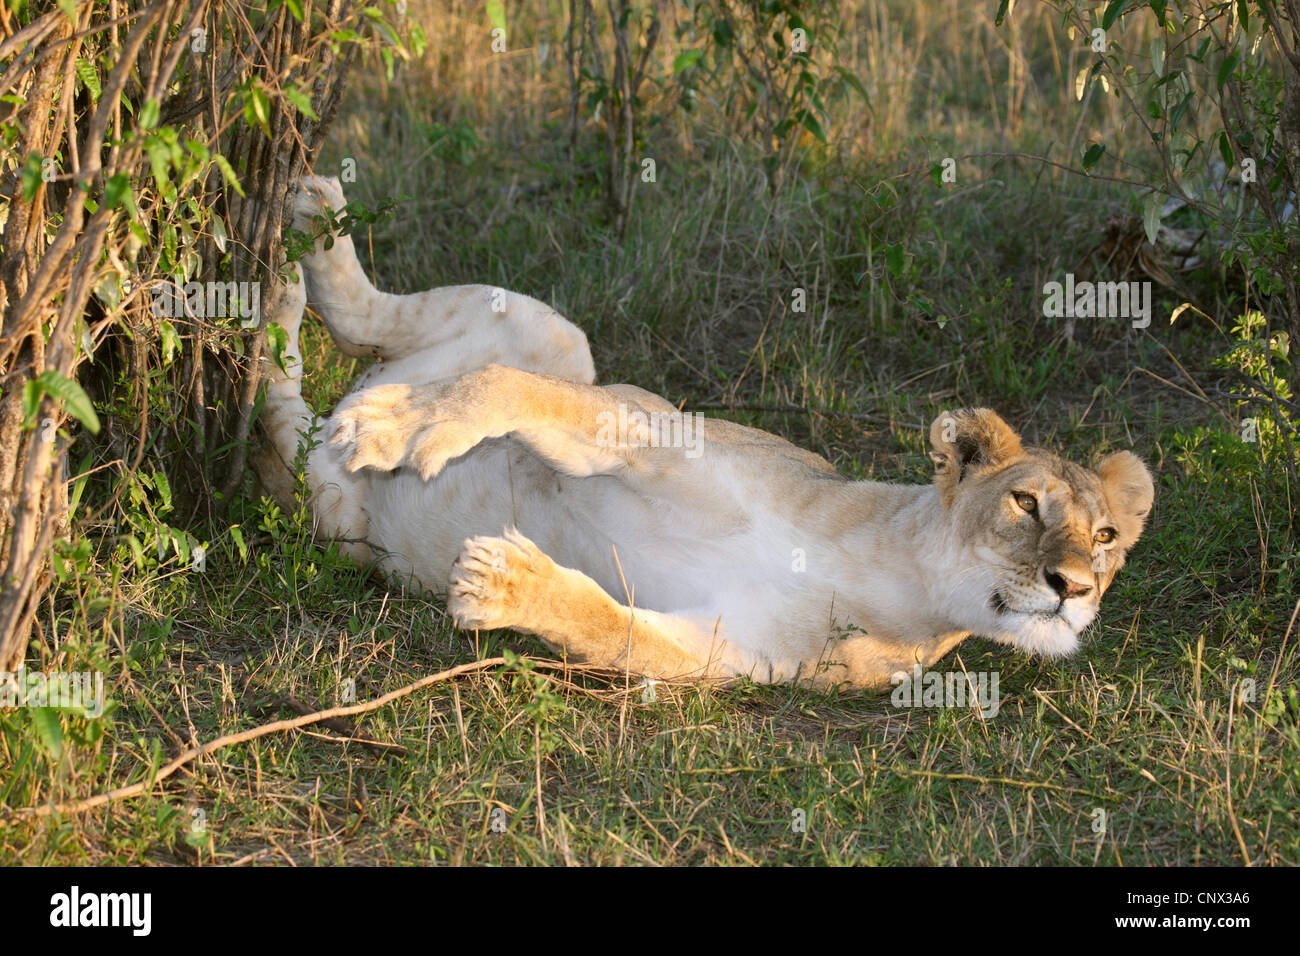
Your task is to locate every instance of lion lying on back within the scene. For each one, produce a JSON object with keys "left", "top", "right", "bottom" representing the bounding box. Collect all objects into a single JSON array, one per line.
[{"left": 257, "top": 176, "right": 1154, "bottom": 690}]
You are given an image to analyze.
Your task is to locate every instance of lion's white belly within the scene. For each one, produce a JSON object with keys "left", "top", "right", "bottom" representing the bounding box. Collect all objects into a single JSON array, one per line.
[{"left": 363, "top": 438, "right": 768, "bottom": 618}]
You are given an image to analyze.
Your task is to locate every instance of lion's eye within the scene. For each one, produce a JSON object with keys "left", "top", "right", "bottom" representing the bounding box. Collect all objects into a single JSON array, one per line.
[
  {"left": 1094, "top": 527, "right": 1116, "bottom": 545},
  {"left": 1013, "top": 492, "right": 1038, "bottom": 515}
]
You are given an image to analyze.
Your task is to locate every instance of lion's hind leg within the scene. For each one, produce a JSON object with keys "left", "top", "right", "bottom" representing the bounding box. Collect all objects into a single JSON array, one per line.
[
  {"left": 447, "top": 529, "right": 740, "bottom": 682},
  {"left": 293, "top": 176, "right": 595, "bottom": 383}
]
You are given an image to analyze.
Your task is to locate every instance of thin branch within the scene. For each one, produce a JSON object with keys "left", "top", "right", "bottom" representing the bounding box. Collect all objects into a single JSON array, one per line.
[{"left": 2, "top": 656, "right": 520, "bottom": 824}]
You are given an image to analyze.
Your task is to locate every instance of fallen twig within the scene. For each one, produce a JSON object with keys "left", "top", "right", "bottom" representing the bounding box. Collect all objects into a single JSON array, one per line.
[
  {"left": 2, "top": 655, "right": 682, "bottom": 826},
  {"left": 3, "top": 656, "right": 517, "bottom": 824},
  {"left": 259, "top": 693, "right": 408, "bottom": 759}
]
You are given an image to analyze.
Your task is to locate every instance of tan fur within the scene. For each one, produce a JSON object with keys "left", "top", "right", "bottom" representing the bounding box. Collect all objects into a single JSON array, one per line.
[{"left": 259, "top": 177, "right": 1155, "bottom": 691}]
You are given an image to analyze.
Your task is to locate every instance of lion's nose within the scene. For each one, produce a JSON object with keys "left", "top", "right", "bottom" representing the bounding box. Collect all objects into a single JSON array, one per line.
[{"left": 1045, "top": 569, "right": 1092, "bottom": 600}]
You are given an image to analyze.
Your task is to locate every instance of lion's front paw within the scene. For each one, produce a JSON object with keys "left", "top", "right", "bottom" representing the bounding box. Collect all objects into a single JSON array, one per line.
[
  {"left": 328, "top": 383, "right": 483, "bottom": 478},
  {"left": 447, "top": 531, "right": 549, "bottom": 631},
  {"left": 328, "top": 384, "right": 419, "bottom": 472}
]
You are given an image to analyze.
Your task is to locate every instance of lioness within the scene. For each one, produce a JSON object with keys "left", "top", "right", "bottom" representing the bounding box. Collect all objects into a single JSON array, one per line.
[{"left": 257, "top": 176, "right": 1154, "bottom": 690}]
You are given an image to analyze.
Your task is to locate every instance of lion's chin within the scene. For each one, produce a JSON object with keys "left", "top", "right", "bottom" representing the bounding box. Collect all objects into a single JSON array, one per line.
[{"left": 988, "top": 607, "right": 1091, "bottom": 658}]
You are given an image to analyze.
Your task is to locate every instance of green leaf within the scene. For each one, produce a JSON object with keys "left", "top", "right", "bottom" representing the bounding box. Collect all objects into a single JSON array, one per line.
[
  {"left": 104, "top": 173, "right": 133, "bottom": 212},
  {"left": 1149, "top": 36, "right": 1165, "bottom": 77},
  {"left": 485, "top": 0, "right": 506, "bottom": 33},
  {"left": 184, "top": 138, "right": 210, "bottom": 165},
  {"left": 1217, "top": 50, "right": 1240, "bottom": 89},
  {"left": 244, "top": 84, "right": 270, "bottom": 135},
  {"left": 266, "top": 322, "right": 291, "bottom": 375},
  {"left": 1219, "top": 130, "right": 1235, "bottom": 167},
  {"left": 21, "top": 379, "right": 41, "bottom": 426},
  {"left": 212, "top": 214, "right": 228, "bottom": 253},
  {"left": 19, "top": 153, "right": 43, "bottom": 201},
  {"left": 799, "top": 109, "right": 827, "bottom": 144},
  {"left": 673, "top": 49, "right": 703, "bottom": 73},
  {"left": 1142, "top": 191, "right": 1163, "bottom": 245},
  {"left": 126, "top": 533, "right": 145, "bottom": 568},
  {"left": 230, "top": 526, "right": 248, "bottom": 564},
  {"left": 160, "top": 320, "right": 180, "bottom": 367},
  {"left": 145, "top": 136, "right": 171, "bottom": 189},
  {"left": 833, "top": 65, "right": 869, "bottom": 103},
  {"left": 1169, "top": 90, "right": 1194, "bottom": 131},
  {"left": 212, "top": 154, "right": 245, "bottom": 197},
  {"left": 170, "top": 529, "right": 190, "bottom": 567},
  {"left": 139, "top": 97, "right": 160, "bottom": 131},
  {"left": 1101, "top": 0, "right": 1128, "bottom": 30},
  {"left": 153, "top": 469, "right": 173, "bottom": 513},
  {"left": 75, "top": 58, "right": 101, "bottom": 101},
  {"left": 885, "top": 242, "right": 904, "bottom": 278},
  {"left": 30, "top": 708, "right": 63, "bottom": 760},
  {"left": 284, "top": 85, "right": 319, "bottom": 120},
  {"left": 1081, "top": 142, "right": 1106, "bottom": 170},
  {"left": 35, "top": 370, "right": 101, "bottom": 434}
]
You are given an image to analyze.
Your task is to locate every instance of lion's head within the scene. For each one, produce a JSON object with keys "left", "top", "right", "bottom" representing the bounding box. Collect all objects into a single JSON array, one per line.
[{"left": 928, "top": 408, "right": 1154, "bottom": 658}]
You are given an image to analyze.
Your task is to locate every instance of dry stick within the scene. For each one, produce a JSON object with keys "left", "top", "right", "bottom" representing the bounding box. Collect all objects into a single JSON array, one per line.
[
  {"left": 0, "top": 9, "right": 61, "bottom": 63},
  {"left": 266, "top": 694, "right": 407, "bottom": 758},
  {"left": 2, "top": 656, "right": 524, "bottom": 826}
]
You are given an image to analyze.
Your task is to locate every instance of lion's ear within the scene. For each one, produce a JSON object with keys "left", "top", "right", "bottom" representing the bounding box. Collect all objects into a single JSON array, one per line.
[
  {"left": 928, "top": 408, "right": 1024, "bottom": 506},
  {"left": 1096, "top": 450, "right": 1154, "bottom": 547}
]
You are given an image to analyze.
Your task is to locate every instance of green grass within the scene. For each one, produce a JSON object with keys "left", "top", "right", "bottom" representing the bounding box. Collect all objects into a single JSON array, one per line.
[{"left": 1, "top": 0, "right": 1297, "bottom": 865}]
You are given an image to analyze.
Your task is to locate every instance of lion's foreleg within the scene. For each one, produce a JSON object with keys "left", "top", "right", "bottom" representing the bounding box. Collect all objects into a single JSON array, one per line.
[{"left": 329, "top": 365, "right": 691, "bottom": 486}]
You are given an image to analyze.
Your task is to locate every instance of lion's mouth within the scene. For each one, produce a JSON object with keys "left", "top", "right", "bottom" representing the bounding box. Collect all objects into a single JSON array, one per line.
[{"left": 989, "top": 589, "right": 1063, "bottom": 620}]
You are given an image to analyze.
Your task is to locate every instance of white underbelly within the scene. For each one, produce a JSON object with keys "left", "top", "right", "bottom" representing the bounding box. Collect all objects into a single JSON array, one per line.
[{"left": 362, "top": 438, "right": 739, "bottom": 614}]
